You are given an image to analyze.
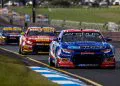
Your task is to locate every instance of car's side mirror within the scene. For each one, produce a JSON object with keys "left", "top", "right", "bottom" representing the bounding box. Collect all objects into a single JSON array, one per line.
[{"left": 105, "top": 38, "right": 112, "bottom": 42}]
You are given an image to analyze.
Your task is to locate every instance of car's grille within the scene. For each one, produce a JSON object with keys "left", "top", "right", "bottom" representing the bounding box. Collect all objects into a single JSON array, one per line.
[
  {"left": 33, "top": 45, "right": 49, "bottom": 52},
  {"left": 6, "top": 36, "right": 19, "bottom": 43},
  {"left": 72, "top": 54, "right": 104, "bottom": 65},
  {"left": 80, "top": 46, "right": 103, "bottom": 49}
]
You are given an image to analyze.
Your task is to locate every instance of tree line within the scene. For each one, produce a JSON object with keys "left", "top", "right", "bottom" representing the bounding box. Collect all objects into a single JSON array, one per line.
[{"left": 2, "top": 0, "right": 112, "bottom": 7}]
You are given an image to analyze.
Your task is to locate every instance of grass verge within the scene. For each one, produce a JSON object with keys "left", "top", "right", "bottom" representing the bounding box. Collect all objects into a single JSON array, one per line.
[
  {"left": 0, "top": 55, "right": 59, "bottom": 86},
  {"left": 13, "top": 7, "right": 120, "bottom": 23}
]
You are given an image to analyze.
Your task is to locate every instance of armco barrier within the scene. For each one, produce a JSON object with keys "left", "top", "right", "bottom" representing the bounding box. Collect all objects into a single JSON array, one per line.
[{"left": 0, "top": 10, "right": 120, "bottom": 42}]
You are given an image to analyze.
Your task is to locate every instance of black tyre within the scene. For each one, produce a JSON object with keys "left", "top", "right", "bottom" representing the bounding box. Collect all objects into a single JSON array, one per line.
[
  {"left": 54, "top": 58, "right": 60, "bottom": 68},
  {"left": 20, "top": 47, "right": 27, "bottom": 55},
  {"left": 48, "top": 57, "right": 54, "bottom": 66},
  {"left": 54, "top": 50, "right": 60, "bottom": 68},
  {"left": 19, "top": 47, "right": 21, "bottom": 54}
]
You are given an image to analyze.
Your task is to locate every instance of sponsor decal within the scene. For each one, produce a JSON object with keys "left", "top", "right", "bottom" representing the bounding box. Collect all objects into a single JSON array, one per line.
[
  {"left": 36, "top": 43, "right": 49, "bottom": 46},
  {"left": 36, "top": 38, "right": 50, "bottom": 42},
  {"left": 3, "top": 27, "right": 22, "bottom": 31},
  {"left": 78, "top": 64, "right": 99, "bottom": 67},
  {"left": 68, "top": 46, "right": 80, "bottom": 49},
  {"left": 29, "top": 27, "right": 55, "bottom": 32},
  {"left": 81, "top": 52, "right": 95, "bottom": 55},
  {"left": 9, "top": 37, "right": 17, "bottom": 39}
]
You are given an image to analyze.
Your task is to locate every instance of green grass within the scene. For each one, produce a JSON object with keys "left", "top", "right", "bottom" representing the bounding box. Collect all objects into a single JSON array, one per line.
[
  {"left": 0, "top": 55, "right": 59, "bottom": 86},
  {"left": 13, "top": 7, "right": 120, "bottom": 23}
]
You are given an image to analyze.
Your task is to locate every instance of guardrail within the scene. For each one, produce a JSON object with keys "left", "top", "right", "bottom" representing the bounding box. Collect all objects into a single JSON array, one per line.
[
  {"left": 1, "top": 9, "right": 120, "bottom": 41},
  {"left": 50, "top": 19, "right": 120, "bottom": 32},
  {"left": 1, "top": 9, "right": 120, "bottom": 32}
]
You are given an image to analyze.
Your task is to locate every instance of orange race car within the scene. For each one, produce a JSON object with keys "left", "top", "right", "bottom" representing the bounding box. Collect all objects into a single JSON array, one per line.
[{"left": 19, "top": 27, "right": 56, "bottom": 54}]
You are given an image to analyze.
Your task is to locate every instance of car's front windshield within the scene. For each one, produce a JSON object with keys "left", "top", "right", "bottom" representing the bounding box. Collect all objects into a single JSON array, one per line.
[
  {"left": 28, "top": 31, "right": 55, "bottom": 36},
  {"left": 27, "top": 27, "right": 55, "bottom": 36},
  {"left": 62, "top": 32, "right": 104, "bottom": 42},
  {"left": 3, "top": 30, "right": 21, "bottom": 34}
]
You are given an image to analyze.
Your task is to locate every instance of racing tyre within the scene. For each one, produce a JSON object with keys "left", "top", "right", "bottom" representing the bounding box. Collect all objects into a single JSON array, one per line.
[
  {"left": 20, "top": 47, "right": 27, "bottom": 55},
  {"left": 110, "top": 66, "right": 116, "bottom": 69},
  {"left": 19, "top": 47, "right": 21, "bottom": 54},
  {"left": 48, "top": 57, "right": 54, "bottom": 66},
  {"left": 55, "top": 58, "right": 59, "bottom": 68},
  {"left": 54, "top": 50, "right": 60, "bottom": 68}
]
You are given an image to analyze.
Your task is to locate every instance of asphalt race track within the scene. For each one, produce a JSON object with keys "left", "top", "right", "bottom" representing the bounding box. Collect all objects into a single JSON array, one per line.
[{"left": 0, "top": 42, "right": 120, "bottom": 86}]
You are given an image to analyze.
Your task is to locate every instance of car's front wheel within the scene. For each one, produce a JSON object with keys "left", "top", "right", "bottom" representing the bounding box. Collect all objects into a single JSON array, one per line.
[
  {"left": 19, "top": 47, "right": 21, "bottom": 54},
  {"left": 20, "top": 47, "right": 27, "bottom": 55},
  {"left": 48, "top": 57, "right": 54, "bottom": 66},
  {"left": 54, "top": 58, "right": 59, "bottom": 68}
]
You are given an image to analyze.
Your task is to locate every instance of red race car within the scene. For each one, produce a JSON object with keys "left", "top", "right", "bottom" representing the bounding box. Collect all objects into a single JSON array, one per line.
[{"left": 19, "top": 27, "right": 56, "bottom": 54}]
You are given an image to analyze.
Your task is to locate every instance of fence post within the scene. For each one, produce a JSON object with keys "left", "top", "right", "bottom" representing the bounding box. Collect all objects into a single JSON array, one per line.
[
  {"left": 79, "top": 22, "right": 82, "bottom": 29},
  {"left": 9, "top": 18, "right": 13, "bottom": 25},
  {"left": 103, "top": 22, "right": 108, "bottom": 31},
  {"left": 61, "top": 19, "right": 66, "bottom": 28}
]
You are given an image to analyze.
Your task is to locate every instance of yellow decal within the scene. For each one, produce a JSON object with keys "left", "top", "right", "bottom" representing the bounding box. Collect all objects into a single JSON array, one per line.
[
  {"left": 43, "top": 27, "right": 55, "bottom": 32},
  {"left": 36, "top": 38, "right": 49, "bottom": 42},
  {"left": 30, "top": 28, "right": 42, "bottom": 31},
  {"left": 29, "top": 27, "right": 55, "bottom": 32},
  {"left": 3, "top": 27, "right": 22, "bottom": 31}
]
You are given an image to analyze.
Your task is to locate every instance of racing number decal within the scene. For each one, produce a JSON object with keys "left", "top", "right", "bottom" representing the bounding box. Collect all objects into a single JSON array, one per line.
[
  {"left": 36, "top": 38, "right": 49, "bottom": 42},
  {"left": 3, "top": 27, "right": 22, "bottom": 31}
]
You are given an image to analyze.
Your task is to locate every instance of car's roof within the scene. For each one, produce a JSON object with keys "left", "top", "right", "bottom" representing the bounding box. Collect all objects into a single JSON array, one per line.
[
  {"left": 63, "top": 29, "right": 100, "bottom": 33},
  {"left": 28, "top": 27, "right": 55, "bottom": 29},
  {"left": 27, "top": 27, "right": 56, "bottom": 32}
]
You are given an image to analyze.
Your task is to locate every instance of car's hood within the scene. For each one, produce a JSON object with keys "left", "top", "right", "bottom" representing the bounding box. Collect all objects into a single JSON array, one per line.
[
  {"left": 61, "top": 41, "right": 111, "bottom": 50},
  {"left": 27, "top": 36, "right": 55, "bottom": 42}
]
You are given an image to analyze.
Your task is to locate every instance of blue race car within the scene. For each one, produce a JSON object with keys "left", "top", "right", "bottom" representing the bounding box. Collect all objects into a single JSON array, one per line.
[
  {"left": 49, "top": 29, "right": 116, "bottom": 68},
  {"left": 2, "top": 27, "right": 22, "bottom": 44}
]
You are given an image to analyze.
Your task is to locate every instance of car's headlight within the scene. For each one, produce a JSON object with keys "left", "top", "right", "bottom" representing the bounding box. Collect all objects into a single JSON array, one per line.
[
  {"left": 2, "top": 37, "right": 6, "bottom": 39},
  {"left": 102, "top": 49, "right": 111, "bottom": 53},
  {"left": 26, "top": 41, "right": 32, "bottom": 45},
  {"left": 60, "top": 58, "right": 70, "bottom": 62},
  {"left": 62, "top": 49, "right": 73, "bottom": 54}
]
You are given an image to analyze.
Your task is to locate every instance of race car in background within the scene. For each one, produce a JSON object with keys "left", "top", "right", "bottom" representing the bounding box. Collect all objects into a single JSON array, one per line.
[
  {"left": 0, "top": 32, "right": 5, "bottom": 45},
  {"left": 2, "top": 27, "right": 22, "bottom": 44},
  {"left": 49, "top": 29, "right": 116, "bottom": 68},
  {"left": 19, "top": 27, "right": 56, "bottom": 54}
]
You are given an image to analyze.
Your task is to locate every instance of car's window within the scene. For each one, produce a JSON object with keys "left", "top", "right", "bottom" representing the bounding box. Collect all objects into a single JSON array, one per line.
[
  {"left": 3, "top": 30, "right": 21, "bottom": 34},
  {"left": 27, "top": 27, "right": 55, "bottom": 36},
  {"left": 62, "top": 32, "right": 104, "bottom": 42},
  {"left": 3, "top": 27, "right": 22, "bottom": 34},
  {"left": 27, "top": 31, "right": 55, "bottom": 36}
]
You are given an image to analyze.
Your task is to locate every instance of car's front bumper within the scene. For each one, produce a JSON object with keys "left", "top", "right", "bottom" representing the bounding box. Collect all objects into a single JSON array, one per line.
[
  {"left": 57, "top": 54, "right": 116, "bottom": 68},
  {"left": 22, "top": 43, "right": 50, "bottom": 53},
  {"left": 0, "top": 38, "right": 5, "bottom": 45}
]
